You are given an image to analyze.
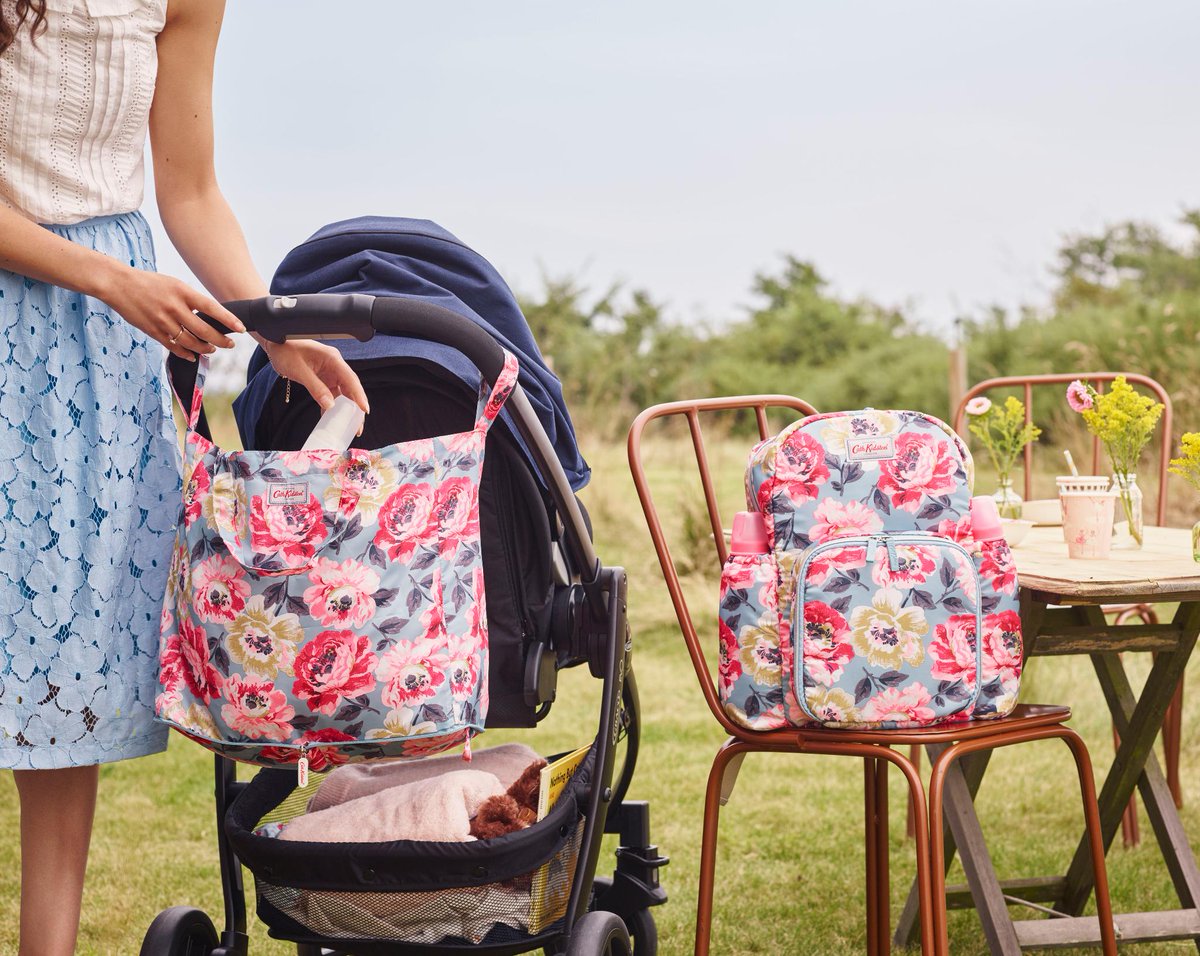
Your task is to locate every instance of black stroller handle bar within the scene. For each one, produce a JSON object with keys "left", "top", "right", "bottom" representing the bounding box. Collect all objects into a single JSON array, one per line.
[
  {"left": 219, "top": 293, "right": 508, "bottom": 385},
  {"left": 195, "top": 293, "right": 603, "bottom": 592}
]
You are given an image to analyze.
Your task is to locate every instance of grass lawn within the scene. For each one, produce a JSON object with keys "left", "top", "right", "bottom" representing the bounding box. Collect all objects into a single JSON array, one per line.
[{"left": 2, "top": 427, "right": 1199, "bottom": 954}]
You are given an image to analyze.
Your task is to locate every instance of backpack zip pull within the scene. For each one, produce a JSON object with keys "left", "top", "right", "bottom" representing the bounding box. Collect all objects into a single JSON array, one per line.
[
  {"left": 887, "top": 538, "right": 901, "bottom": 572},
  {"left": 462, "top": 731, "right": 473, "bottom": 762},
  {"left": 297, "top": 743, "right": 310, "bottom": 787},
  {"left": 867, "top": 537, "right": 880, "bottom": 563}
]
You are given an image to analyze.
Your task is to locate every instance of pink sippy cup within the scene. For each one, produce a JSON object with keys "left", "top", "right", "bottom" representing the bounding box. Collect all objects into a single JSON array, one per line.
[{"left": 730, "top": 511, "right": 769, "bottom": 554}]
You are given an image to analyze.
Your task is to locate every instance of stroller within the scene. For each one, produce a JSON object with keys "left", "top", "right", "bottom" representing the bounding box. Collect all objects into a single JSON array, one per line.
[{"left": 141, "top": 227, "right": 666, "bottom": 956}]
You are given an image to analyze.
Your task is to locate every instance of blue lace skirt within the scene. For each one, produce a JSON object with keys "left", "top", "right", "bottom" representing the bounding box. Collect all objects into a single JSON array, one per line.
[{"left": 0, "top": 211, "right": 180, "bottom": 769}]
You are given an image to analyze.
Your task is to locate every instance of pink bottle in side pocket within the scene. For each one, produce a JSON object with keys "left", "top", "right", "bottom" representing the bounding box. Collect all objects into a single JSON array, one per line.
[
  {"left": 969, "top": 495, "right": 1004, "bottom": 544},
  {"left": 730, "top": 511, "right": 769, "bottom": 554}
]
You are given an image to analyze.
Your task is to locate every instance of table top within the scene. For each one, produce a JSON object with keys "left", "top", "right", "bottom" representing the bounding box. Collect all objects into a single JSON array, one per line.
[{"left": 1012, "top": 525, "right": 1200, "bottom": 602}]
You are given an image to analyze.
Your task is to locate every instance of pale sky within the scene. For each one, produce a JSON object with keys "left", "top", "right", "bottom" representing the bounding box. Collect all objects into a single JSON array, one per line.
[{"left": 145, "top": 0, "right": 1200, "bottom": 344}]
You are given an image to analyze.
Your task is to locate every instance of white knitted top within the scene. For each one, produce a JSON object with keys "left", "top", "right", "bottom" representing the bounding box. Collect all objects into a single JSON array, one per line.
[{"left": 0, "top": 0, "right": 167, "bottom": 225}]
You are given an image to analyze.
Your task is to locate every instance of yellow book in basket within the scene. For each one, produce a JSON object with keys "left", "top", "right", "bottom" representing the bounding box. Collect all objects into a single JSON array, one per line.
[{"left": 528, "top": 744, "right": 591, "bottom": 934}]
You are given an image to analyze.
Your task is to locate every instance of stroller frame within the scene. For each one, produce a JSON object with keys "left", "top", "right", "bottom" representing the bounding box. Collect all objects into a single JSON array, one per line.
[{"left": 146, "top": 295, "right": 666, "bottom": 956}]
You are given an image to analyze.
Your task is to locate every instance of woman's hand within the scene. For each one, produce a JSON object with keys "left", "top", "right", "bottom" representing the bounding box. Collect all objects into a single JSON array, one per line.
[
  {"left": 103, "top": 267, "right": 246, "bottom": 361},
  {"left": 263, "top": 339, "right": 370, "bottom": 415}
]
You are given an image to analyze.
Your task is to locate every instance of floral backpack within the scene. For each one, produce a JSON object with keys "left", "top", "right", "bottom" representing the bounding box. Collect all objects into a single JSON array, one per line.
[
  {"left": 157, "top": 350, "right": 519, "bottom": 773},
  {"left": 717, "top": 409, "right": 1022, "bottom": 731}
]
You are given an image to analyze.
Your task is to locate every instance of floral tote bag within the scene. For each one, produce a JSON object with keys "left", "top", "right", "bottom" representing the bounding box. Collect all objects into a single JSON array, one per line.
[{"left": 157, "top": 349, "right": 519, "bottom": 774}]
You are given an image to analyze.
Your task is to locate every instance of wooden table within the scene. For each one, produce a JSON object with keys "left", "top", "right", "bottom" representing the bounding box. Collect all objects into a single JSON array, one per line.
[{"left": 896, "top": 525, "right": 1200, "bottom": 951}]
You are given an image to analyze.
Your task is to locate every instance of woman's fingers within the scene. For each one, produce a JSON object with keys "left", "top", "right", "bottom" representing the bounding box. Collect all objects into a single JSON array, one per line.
[
  {"left": 297, "top": 367, "right": 336, "bottom": 413},
  {"left": 331, "top": 354, "right": 371, "bottom": 414},
  {"left": 193, "top": 294, "right": 246, "bottom": 335}
]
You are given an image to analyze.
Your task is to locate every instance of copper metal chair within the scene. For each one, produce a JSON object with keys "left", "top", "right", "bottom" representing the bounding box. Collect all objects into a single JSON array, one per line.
[
  {"left": 628, "top": 395, "right": 1118, "bottom": 956},
  {"left": 954, "top": 372, "right": 1178, "bottom": 848}
]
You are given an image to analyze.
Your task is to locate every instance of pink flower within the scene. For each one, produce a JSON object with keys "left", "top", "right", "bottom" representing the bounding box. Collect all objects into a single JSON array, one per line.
[
  {"left": 806, "top": 546, "right": 868, "bottom": 586},
  {"left": 377, "top": 635, "right": 447, "bottom": 710},
  {"left": 982, "top": 610, "right": 1022, "bottom": 683},
  {"left": 250, "top": 492, "right": 328, "bottom": 562},
  {"left": 877, "top": 431, "right": 958, "bottom": 513},
  {"left": 260, "top": 728, "right": 356, "bottom": 771},
  {"left": 1067, "top": 380, "right": 1094, "bottom": 412},
  {"left": 721, "top": 555, "right": 761, "bottom": 592},
  {"left": 161, "top": 613, "right": 224, "bottom": 704},
  {"left": 291, "top": 630, "right": 378, "bottom": 715},
  {"left": 810, "top": 498, "right": 884, "bottom": 543},
  {"left": 861, "top": 682, "right": 937, "bottom": 724},
  {"left": 718, "top": 619, "right": 743, "bottom": 696},
  {"left": 443, "top": 629, "right": 481, "bottom": 703},
  {"left": 182, "top": 461, "right": 210, "bottom": 529},
  {"left": 801, "top": 601, "right": 855, "bottom": 687},
  {"left": 374, "top": 483, "right": 436, "bottom": 562},
  {"left": 964, "top": 397, "right": 992, "bottom": 417},
  {"left": 221, "top": 675, "right": 296, "bottom": 741},
  {"left": 465, "top": 567, "right": 487, "bottom": 646},
  {"left": 871, "top": 544, "right": 937, "bottom": 588},
  {"left": 980, "top": 540, "right": 1018, "bottom": 595},
  {"left": 935, "top": 515, "right": 975, "bottom": 548},
  {"left": 303, "top": 557, "right": 380, "bottom": 628},
  {"left": 278, "top": 448, "right": 341, "bottom": 475},
  {"left": 191, "top": 554, "right": 251, "bottom": 624},
  {"left": 429, "top": 477, "right": 480, "bottom": 557},
  {"left": 929, "top": 614, "right": 979, "bottom": 685},
  {"left": 768, "top": 431, "right": 830, "bottom": 505}
]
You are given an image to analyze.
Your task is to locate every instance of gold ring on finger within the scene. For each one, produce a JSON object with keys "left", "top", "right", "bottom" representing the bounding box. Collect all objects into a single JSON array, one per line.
[{"left": 168, "top": 325, "right": 185, "bottom": 345}]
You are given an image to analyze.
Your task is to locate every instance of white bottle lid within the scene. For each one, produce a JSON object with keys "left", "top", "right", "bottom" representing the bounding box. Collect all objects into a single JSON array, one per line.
[{"left": 301, "top": 395, "right": 365, "bottom": 452}]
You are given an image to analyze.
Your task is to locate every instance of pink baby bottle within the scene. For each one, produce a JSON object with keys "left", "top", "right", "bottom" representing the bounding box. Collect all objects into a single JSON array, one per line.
[{"left": 730, "top": 511, "right": 769, "bottom": 555}]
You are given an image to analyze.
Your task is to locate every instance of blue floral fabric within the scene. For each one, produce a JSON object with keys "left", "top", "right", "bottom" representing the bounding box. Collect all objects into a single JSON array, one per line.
[{"left": 0, "top": 212, "right": 179, "bottom": 769}]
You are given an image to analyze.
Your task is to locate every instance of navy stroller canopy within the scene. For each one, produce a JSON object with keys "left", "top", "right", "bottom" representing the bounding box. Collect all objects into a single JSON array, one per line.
[{"left": 232, "top": 216, "right": 591, "bottom": 492}]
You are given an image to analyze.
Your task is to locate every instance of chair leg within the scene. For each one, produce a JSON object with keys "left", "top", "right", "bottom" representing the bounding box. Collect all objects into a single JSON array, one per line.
[
  {"left": 876, "top": 747, "right": 934, "bottom": 956},
  {"left": 1058, "top": 726, "right": 1119, "bottom": 956},
  {"left": 906, "top": 744, "right": 922, "bottom": 839},
  {"left": 866, "top": 758, "right": 880, "bottom": 956},
  {"left": 928, "top": 729, "right": 1118, "bottom": 956},
  {"left": 875, "top": 756, "right": 891, "bottom": 953},
  {"left": 696, "top": 740, "right": 749, "bottom": 956}
]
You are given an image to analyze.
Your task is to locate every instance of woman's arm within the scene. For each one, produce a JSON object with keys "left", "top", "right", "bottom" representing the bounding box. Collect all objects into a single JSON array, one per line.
[
  {"left": 150, "top": 0, "right": 368, "bottom": 412},
  {"left": 0, "top": 203, "right": 242, "bottom": 362}
]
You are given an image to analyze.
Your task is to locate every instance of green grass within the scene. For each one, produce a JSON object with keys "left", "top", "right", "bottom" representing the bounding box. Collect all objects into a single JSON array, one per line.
[{"left": 3, "top": 429, "right": 1200, "bottom": 954}]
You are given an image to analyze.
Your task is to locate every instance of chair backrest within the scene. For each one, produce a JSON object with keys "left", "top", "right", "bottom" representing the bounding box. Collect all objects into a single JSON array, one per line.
[
  {"left": 627, "top": 395, "right": 817, "bottom": 732},
  {"left": 953, "top": 373, "right": 1174, "bottom": 525}
]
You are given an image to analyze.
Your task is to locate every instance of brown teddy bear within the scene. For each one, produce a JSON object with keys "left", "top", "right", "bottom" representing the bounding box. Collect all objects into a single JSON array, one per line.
[{"left": 469, "top": 759, "right": 545, "bottom": 839}]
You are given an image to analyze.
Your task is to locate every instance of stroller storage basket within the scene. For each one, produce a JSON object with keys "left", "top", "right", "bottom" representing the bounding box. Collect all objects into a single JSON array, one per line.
[{"left": 225, "top": 747, "right": 595, "bottom": 948}]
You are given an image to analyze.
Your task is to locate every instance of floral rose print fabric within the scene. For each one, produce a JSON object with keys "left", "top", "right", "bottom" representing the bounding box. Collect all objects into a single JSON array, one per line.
[
  {"left": 157, "top": 351, "right": 519, "bottom": 767},
  {"left": 721, "top": 409, "right": 1021, "bottom": 730}
]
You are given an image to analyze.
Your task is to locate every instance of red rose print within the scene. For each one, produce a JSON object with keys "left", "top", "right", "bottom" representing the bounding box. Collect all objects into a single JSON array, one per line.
[
  {"left": 250, "top": 492, "right": 328, "bottom": 562},
  {"left": 877, "top": 431, "right": 957, "bottom": 513},
  {"left": 982, "top": 609, "right": 1022, "bottom": 683},
  {"left": 374, "top": 482, "right": 435, "bottom": 562},
  {"left": 929, "top": 613, "right": 978, "bottom": 685},
  {"left": 291, "top": 629, "right": 378, "bottom": 715},
  {"left": 802, "top": 601, "right": 855, "bottom": 686}
]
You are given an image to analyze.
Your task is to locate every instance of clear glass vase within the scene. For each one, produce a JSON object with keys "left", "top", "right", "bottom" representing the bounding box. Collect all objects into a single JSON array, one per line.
[
  {"left": 1192, "top": 520, "right": 1200, "bottom": 563},
  {"left": 1111, "top": 471, "right": 1144, "bottom": 550},
  {"left": 992, "top": 475, "right": 1023, "bottom": 519}
]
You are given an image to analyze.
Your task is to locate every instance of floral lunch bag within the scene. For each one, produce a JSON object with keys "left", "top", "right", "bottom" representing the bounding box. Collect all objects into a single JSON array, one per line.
[
  {"left": 718, "top": 409, "right": 1022, "bottom": 731},
  {"left": 157, "top": 350, "right": 519, "bottom": 772}
]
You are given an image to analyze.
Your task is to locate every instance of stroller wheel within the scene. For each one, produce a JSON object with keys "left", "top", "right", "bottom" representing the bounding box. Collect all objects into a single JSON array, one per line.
[
  {"left": 565, "top": 911, "right": 632, "bottom": 956},
  {"left": 624, "top": 908, "right": 657, "bottom": 955},
  {"left": 139, "top": 905, "right": 219, "bottom": 956},
  {"left": 588, "top": 878, "right": 657, "bottom": 955}
]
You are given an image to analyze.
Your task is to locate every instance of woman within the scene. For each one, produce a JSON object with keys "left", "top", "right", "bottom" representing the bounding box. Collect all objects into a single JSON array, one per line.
[{"left": 0, "top": 1, "right": 367, "bottom": 952}]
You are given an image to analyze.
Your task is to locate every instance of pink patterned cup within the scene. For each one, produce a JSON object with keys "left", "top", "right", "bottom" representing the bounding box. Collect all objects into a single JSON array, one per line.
[{"left": 1060, "top": 490, "right": 1116, "bottom": 559}]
